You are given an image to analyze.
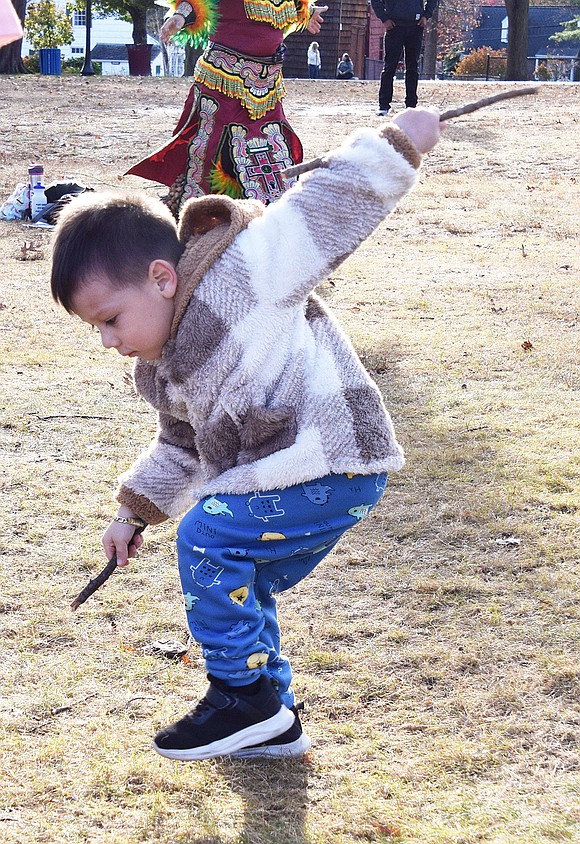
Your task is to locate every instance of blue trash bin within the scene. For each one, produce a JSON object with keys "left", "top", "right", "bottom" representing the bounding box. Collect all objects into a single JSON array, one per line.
[{"left": 39, "top": 48, "right": 62, "bottom": 76}]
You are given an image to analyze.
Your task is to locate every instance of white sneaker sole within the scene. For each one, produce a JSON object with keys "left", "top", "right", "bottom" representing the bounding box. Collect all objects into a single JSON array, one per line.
[
  {"left": 231, "top": 731, "right": 312, "bottom": 758},
  {"left": 152, "top": 705, "right": 294, "bottom": 761}
]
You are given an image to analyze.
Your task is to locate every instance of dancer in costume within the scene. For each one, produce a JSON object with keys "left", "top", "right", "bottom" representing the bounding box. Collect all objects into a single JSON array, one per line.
[{"left": 126, "top": 0, "right": 327, "bottom": 214}]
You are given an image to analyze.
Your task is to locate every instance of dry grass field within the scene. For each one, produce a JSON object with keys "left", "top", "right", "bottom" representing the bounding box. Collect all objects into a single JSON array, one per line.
[{"left": 0, "top": 76, "right": 579, "bottom": 844}]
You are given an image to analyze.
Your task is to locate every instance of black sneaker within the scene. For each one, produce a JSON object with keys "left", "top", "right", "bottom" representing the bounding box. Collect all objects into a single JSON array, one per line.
[
  {"left": 153, "top": 675, "right": 294, "bottom": 761},
  {"left": 231, "top": 704, "right": 311, "bottom": 758}
]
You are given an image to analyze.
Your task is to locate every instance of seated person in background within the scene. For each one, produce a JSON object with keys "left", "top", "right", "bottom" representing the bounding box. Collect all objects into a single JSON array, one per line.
[{"left": 336, "top": 52, "right": 355, "bottom": 79}]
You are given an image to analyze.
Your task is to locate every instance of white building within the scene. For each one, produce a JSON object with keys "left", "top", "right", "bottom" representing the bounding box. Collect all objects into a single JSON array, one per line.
[{"left": 22, "top": 5, "right": 185, "bottom": 76}]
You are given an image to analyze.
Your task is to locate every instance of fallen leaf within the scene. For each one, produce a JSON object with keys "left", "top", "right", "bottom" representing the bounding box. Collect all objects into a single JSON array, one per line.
[
  {"left": 521, "top": 340, "right": 533, "bottom": 351},
  {"left": 370, "top": 820, "right": 402, "bottom": 837}
]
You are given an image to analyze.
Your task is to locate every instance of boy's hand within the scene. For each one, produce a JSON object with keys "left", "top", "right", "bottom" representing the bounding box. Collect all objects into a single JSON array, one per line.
[
  {"left": 391, "top": 107, "right": 445, "bottom": 154},
  {"left": 103, "top": 515, "right": 145, "bottom": 567}
]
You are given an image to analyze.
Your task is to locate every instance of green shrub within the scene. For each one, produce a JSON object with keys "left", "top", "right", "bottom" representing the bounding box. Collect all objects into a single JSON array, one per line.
[
  {"left": 443, "top": 45, "right": 463, "bottom": 76},
  {"left": 23, "top": 53, "right": 40, "bottom": 73},
  {"left": 25, "top": 0, "right": 74, "bottom": 49},
  {"left": 61, "top": 56, "right": 102, "bottom": 75},
  {"left": 534, "top": 62, "right": 551, "bottom": 81}
]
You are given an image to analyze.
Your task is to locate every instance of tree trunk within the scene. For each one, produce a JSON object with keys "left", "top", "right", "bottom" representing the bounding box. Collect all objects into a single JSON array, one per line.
[
  {"left": 0, "top": 0, "right": 27, "bottom": 74},
  {"left": 184, "top": 45, "right": 203, "bottom": 77},
  {"left": 505, "top": 0, "right": 530, "bottom": 80},
  {"left": 422, "top": 6, "right": 439, "bottom": 80},
  {"left": 130, "top": 8, "right": 148, "bottom": 45}
]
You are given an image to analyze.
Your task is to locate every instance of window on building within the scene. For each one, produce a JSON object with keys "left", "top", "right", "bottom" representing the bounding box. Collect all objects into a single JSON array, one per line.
[
  {"left": 501, "top": 16, "right": 508, "bottom": 44},
  {"left": 73, "top": 10, "right": 86, "bottom": 26},
  {"left": 71, "top": 47, "right": 84, "bottom": 54}
]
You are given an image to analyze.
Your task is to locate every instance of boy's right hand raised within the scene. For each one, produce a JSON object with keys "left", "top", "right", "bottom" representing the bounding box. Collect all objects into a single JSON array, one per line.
[
  {"left": 103, "top": 514, "right": 145, "bottom": 567},
  {"left": 391, "top": 107, "right": 445, "bottom": 154}
]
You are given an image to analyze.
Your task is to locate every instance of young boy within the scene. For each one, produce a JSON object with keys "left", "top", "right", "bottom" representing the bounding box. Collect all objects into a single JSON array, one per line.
[{"left": 51, "top": 108, "right": 443, "bottom": 761}]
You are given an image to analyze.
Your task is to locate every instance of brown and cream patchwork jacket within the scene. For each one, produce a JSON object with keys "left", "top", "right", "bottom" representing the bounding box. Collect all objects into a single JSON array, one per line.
[{"left": 117, "top": 125, "right": 422, "bottom": 524}]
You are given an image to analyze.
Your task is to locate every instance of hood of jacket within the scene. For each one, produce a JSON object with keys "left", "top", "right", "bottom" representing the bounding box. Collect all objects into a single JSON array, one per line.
[{"left": 170, "top": 194, "right": 264, "bottom": 339}]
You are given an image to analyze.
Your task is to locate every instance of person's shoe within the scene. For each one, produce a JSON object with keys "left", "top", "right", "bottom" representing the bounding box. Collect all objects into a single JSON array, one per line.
[
  {"left": 153, "top": 675, "right": 294, "bottom": 761},
  {"left": 231, "top": 704, "right": 311, "bottom": 758},
  {"left": 377, "top": 107, "right": 390, "bottom": 116}
]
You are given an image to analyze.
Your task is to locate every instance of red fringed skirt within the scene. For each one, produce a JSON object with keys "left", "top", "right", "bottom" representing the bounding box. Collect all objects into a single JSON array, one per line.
[{"left": 126, "top": 42, "right": 303, "bottom": 213}]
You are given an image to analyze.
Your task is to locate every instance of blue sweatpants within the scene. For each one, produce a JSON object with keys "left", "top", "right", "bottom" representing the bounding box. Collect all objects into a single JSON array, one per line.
[{"left": 177, "top": 472, "right": 387, "bottom": 707}]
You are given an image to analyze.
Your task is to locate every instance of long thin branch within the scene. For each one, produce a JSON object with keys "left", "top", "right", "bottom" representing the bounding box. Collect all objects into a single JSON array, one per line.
[{"left": 282, "top": 86, "right": 540, "bottom": 180}]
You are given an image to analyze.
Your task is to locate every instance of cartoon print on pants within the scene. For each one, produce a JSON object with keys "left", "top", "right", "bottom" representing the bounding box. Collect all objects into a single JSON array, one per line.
[
  {"left": 227, "top": 620, "right": 252, "bottom": 638},
  {"left": 246, "top": 492, "right": 285, "bottom": 522},
  {"left": 190, "top": 557, "right": 224, "bottom": 588},
  {"left": 301, "top": 481, "right": 333, "bottom": 505},
  {"left": 247, "top": 652, "right": 269, "bottom": 669},
  {"left": 203, "top": 497, "right": 234, "bottom": 517},
  {"left": 348, "top": 504, "right": 373, "bottom": 520},
  {"left": 202, "top": 646, "right": 228, "bottom": 660},
  {"left": 184, "top": 591, "right": 200, "bottom": 611},
  {"left": 375, "top": 472, "right": 388, "bottom": 493},
  {"left": 229, "top": 585, "right": 250, "bottom": 606},
  {"left": 290, "top": 539, "right": 335, "bottom": 558}
]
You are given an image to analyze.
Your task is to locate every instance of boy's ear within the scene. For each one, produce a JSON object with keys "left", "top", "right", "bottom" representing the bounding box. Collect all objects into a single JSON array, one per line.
[{"left": 148, "top": 259, "right": 178, "bottom": 299}]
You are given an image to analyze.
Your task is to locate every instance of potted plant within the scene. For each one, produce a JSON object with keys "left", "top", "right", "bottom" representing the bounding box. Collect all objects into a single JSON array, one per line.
[{"left": 25, "top": 0, "right": 74, "bottom": 75}]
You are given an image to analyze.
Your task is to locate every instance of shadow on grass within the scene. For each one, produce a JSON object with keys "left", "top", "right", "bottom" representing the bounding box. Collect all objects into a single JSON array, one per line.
[
  {"left": 217, "top": 756, "right": 311, "bottom": 844},
  {"left": 169, "top": 756, "right": 310, "bottom": 844}
]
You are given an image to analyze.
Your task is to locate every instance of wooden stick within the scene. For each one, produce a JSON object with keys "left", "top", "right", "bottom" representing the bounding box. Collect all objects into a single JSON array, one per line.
[
  {"left": 282, "top": 86, "right": 540, "bottom": 180},
  {"left": 439, "top": 85, "right": 540, "bottom": 121},
  {"left": 71, "top": 555, "right": 119, "bottom": 611},
  {"left": 71, "top": 526, "right": 145, "bottom": 611}
]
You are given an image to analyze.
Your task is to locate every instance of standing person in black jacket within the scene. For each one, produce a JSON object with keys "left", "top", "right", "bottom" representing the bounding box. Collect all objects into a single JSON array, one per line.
[{"left": 371, "top": 0, "right": 438, "bottom": 115}]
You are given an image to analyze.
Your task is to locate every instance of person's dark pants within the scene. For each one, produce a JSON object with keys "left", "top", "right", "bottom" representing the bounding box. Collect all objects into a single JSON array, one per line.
[
  {"left": 308, "top": 64, "right": 319, "bottom": 79},
  {"left": 378, "top": 24, "right": 424, "bottom": 110}
]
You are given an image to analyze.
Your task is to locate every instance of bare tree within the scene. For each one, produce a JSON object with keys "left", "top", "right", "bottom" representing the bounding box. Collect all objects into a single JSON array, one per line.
[
  {"left": 0, "top": 0, "right": 27, "bottom": 74},
  {"left": 422, "top": 5, "right": 439, "bottom": 78}
]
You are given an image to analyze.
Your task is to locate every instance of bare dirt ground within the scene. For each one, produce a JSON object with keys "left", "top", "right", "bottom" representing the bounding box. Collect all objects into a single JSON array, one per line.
[
  {"left": 0, "top": 75, "right": 575, "bottom": 196},
  {"left": 0, "top": 77, "right": 579, "bottom": 844}
]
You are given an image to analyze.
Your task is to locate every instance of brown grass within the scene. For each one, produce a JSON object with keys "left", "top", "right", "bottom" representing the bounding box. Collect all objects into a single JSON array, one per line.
[{"left": 0, "top": 76, "right": 579, "bottom": 844}]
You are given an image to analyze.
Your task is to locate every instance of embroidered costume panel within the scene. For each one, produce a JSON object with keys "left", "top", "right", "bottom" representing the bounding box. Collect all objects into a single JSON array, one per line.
[{"left": 126, "top": 0, "right": 308, "bottom": 212}]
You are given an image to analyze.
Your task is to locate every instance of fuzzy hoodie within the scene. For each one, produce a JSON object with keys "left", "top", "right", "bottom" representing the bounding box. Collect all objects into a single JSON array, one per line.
[{"left": 117, "top": 124, "right": 422, "bottom": 524}]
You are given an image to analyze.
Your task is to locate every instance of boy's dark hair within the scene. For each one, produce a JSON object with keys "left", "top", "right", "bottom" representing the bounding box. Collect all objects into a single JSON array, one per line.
[{"left": 50, "top": 191, "right": 183, "bottom": 313}]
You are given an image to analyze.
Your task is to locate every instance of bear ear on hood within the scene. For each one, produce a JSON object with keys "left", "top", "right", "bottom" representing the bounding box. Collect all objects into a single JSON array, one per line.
[
  {"left": 177, "top": 195, "right": 239, "bottom": 243},
  {"left": 169, "top": 194, "right": 264, "bottom": 339}
]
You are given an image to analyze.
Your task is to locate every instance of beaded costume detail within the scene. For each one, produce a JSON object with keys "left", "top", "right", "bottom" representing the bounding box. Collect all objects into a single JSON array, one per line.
[
  {"left": 196, "top": 44, "right": 286, "bottom": 121},
  {"left": 243, "top": 0, "right": 309, "bottom": 29}
]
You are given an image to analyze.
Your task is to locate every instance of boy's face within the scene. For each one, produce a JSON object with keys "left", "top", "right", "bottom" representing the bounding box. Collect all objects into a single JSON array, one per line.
[{"left": 70, "top": 260, "right": 177, "bottom": 361}]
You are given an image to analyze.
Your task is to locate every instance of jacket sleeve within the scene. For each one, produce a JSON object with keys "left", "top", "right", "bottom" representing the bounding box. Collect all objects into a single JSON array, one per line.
[
  {"left": 423, "top": 0, "right": 438, "bottom": 19},
  {"left": 116, "top": 412, "right": 205, "bottom": 523},
  {"left": 115, "top": 363, "right": 205, "bottom": 523},
  {"left": 370, "top": 0, "right": 389, "bottom": 22},
  {"left": 229, "top": 124, "right": 421, "bottom": 309}
]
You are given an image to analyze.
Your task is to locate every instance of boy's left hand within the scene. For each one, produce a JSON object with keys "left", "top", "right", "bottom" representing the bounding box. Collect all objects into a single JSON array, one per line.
[
  {"left": 391, "top": 107, "right": 445, "bottom": 154},
  {"left": 103, "top": 519, "right": 145, "bottom": 567}
]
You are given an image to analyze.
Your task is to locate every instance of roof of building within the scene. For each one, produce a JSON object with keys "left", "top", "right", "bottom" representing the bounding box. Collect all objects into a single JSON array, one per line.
[
  {"left": 471, "top": 6, "right": 580, "bottom": 58},
  {"left": 90, "top": 43, "right": 161, "bottom": 61}
]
